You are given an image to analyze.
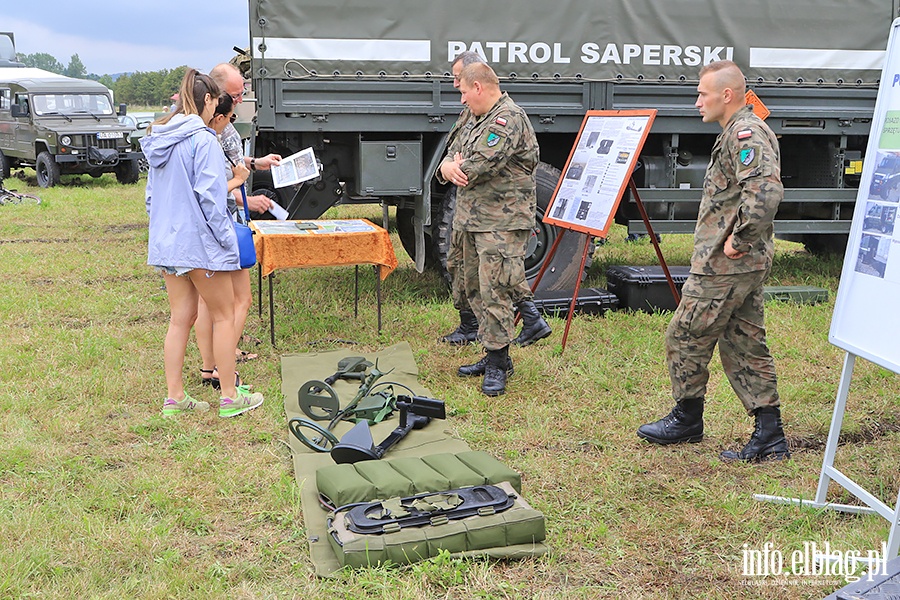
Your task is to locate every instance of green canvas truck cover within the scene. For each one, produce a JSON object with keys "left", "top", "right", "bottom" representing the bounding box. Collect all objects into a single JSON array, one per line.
[{"left": 250, "top": 0, "right": 889, "bottom": 84}]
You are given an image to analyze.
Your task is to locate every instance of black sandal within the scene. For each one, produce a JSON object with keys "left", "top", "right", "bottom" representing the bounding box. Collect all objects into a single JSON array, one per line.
[
  {"left": 200, "top": 368, "right": 220, "bottom": 390},
  {"left": 200, "top": 368, "right": 243, "bottom": 391}
]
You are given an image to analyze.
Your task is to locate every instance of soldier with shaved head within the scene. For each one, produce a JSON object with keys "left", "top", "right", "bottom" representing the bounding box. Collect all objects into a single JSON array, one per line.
[{"left": 637, "top": 60, "right": 790, "bottom": 462}]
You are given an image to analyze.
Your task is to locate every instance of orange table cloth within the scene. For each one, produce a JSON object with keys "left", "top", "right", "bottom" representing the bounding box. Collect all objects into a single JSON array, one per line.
[{"left": 251, "top": 219, "right": 398, "bottom": 279}]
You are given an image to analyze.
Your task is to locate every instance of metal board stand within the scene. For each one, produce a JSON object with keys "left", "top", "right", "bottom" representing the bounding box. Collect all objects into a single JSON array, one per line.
[{"left": 755, "top": 352, "right": 900, "bottom": 560}]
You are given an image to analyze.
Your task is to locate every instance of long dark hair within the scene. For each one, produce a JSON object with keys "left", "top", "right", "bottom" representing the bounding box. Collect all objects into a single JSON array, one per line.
[{"left": 214, "top": 92, "right": 234, "bottom": 119}]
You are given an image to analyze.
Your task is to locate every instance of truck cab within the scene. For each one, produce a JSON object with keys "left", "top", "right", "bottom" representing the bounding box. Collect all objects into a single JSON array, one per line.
[{"left": 0, "top": 67, "right": 141, "bottom": 186}]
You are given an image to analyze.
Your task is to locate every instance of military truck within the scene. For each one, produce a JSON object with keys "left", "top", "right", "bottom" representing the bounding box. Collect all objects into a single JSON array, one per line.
[
  {"left": 245, "top": 0, "right": 894, "bottom": 289},
  {"left": 0, "top": 67, "right": 140, "bottom": 187}
]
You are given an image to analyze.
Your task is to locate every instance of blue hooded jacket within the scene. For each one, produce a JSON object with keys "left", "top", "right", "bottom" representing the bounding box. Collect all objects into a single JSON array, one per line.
[{"left": 141, "top": 113, "right": 239, "bottom": 272}]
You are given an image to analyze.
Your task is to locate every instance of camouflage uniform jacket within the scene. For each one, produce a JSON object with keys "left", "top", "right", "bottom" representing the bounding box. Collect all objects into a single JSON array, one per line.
[
  {"left": 691, "top": 104, "right": 783, "bottom": 275},
  {"left": 438, "top": 92, "right": 538, "bottom": 232}
]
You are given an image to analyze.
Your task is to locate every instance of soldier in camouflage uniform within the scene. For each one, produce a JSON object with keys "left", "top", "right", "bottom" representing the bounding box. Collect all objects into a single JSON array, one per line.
[
  {"left": 637, "top": 60, "right": 790, "bottom": 462},
  {"left": 439, "top": 52, "right": 551, "bottom": 349},
  {"left": 436, "top": 62, "right": 539, "bottom": 396}
]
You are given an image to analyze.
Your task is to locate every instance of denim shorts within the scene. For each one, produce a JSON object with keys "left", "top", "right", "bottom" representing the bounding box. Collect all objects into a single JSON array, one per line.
[{"left": 153, "top": 265, "right": 194, "bottom": 277}]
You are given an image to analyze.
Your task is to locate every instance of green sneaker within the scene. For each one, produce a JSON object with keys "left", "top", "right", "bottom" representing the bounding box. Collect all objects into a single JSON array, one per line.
[
  {"left": 162, "top": 394, "right": 210, "bottom": 416},
  {"left": 219, "top": 386, "right": 264, "bottom": 418}
]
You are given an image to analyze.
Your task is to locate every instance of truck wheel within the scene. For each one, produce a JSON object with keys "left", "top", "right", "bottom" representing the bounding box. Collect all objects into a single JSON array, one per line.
[
  {"left": 115, "top": 159, "right": 140, "bottom": 184},
  {"left": 0, "top": 150, "right": 9, "bottom": 179},
  {"left": 35, "top": 151, "right": 61, "bottom": 188},
  {"left": 432, "top": 162, "right": 592, "bottom": 292}
]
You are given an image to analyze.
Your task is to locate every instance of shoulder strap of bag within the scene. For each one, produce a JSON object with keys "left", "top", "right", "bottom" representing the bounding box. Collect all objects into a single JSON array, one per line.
[{"left": 240, "top": 184, "right": 251, "bottom": 223}]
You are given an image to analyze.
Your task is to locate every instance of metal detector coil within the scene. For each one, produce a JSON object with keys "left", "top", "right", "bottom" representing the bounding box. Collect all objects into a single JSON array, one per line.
[{"left": 298, "top": 380, "right": 340, "bottom": 421}]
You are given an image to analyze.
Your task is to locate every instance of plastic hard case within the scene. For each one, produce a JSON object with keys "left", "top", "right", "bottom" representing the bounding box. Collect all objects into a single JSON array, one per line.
[
  {"left": 532, "top": 287, "right": 619, "bottom": 318},
  {"left": 605, "top": 265, "right": 690, "bottom": 313},
  {"left": 763, "top": 285, "right": 828, "bottom": 305}
]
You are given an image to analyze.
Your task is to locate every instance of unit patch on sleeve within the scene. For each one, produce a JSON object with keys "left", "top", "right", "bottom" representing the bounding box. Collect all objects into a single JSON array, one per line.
[
  {"left": 486, "top": 132, "right": 501, "bottom": 147},
  {"left": 740, "top": 147, "right": 757, "bottom": 167}
]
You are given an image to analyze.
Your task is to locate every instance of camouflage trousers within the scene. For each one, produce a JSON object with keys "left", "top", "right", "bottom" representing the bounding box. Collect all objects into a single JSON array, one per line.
[
  {"left": 448, "top": 227, "right": 532, "bottom": 311},
  {"left": 460, "top": 229, "right": 530, "bottom": 350},
  {"left": 665, "top": 271, "right": 779, "bottom": 414}
]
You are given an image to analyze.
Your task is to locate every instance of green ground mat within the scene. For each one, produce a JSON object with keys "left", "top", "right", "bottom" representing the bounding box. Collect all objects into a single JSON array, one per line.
[{"left": 281, "top": 341, "right": 548, "bottom": 576}]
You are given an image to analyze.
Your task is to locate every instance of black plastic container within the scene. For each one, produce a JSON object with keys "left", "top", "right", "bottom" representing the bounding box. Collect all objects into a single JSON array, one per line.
[
  {"left": 605, "top": 265, "right": 690, "bottom": 313},
  {"left": 532, "top": 287, "right": 619, "bottom": 318}
]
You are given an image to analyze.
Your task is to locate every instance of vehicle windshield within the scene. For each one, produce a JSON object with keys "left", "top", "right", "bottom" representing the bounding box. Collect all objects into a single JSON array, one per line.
[
  {"left": 32, "top": 93, "right": 114, "bottom": 116},
  {"left": 879, "top": 155, "right": 900, "bottom": 171}
]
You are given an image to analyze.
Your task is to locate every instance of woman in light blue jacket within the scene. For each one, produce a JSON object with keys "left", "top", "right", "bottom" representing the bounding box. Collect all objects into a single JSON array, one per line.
[{"left": 141, "top": 69, "right": 263, "bottom": 418}]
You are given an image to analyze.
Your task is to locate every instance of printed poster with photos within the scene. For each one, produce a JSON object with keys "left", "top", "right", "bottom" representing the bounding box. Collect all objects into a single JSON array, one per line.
[
  {"left": 831, "top": 18, "right": 900, "bottom": 372},
  {"left": 543, "top": 109, "right": 656, "bottom": 237}
]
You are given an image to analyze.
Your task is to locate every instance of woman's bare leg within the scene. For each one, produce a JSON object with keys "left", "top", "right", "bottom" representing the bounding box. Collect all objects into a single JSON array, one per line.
[
  {"left": 162, "top": 273, "right": 199, "bottom": 400},
  {"left": 189, "top": 270, "right": 238, "bottom": 398}
]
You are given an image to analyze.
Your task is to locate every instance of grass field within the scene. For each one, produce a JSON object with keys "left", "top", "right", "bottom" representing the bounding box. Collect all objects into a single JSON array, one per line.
[{"left": 0, "top": 171, "right": 898, "bottom": 599}]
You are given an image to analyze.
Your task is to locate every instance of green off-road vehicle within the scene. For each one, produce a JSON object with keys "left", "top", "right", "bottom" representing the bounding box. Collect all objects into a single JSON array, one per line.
[{"left": 0, "top": 67, "right": 141, "bottom": 187}]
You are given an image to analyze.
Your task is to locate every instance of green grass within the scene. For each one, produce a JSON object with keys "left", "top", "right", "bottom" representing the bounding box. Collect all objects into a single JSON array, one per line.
[{"left": 0, "top": 170, "right": 898, "bottom": 599}]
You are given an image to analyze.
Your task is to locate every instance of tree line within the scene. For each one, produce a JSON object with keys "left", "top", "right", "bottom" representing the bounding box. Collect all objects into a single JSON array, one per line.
[{"left": 17, "top": 52, "right": 187, "bottom": 108}]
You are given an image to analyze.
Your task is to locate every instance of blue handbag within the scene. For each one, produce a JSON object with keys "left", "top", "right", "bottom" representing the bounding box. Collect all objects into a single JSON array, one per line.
[{"left": 234, "top": 184, "right": 257, "bottom": 269}]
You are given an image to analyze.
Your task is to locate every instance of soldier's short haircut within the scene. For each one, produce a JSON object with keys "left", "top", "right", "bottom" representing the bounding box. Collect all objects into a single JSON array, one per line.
[
  {"left": 459, "top": 62, "right": 499, "bottom": 88},
  {"left": 451, "top": 51, "right": 485, "bottom": 69},
  {"left": 699, "top": 60, "right": 746, "bottom": 96}
]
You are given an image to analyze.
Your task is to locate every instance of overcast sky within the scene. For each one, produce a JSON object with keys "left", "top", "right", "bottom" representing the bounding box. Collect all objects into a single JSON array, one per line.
[{"left": 3, "top": 0, "right": 250, "bottom": 75}]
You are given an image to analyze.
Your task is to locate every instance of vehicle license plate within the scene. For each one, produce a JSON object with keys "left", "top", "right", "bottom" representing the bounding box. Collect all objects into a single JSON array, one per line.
[{"left": 97, "top": 132, "right": 121, "bottom": 139}]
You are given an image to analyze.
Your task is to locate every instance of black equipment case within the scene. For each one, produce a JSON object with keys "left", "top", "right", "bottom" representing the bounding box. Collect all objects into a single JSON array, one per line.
[
  {"left": 532, "top": 287, "right": 619, "bottom": 318},
  {"left": 605, "top": 265, "right": 690, "bottom": 313}
]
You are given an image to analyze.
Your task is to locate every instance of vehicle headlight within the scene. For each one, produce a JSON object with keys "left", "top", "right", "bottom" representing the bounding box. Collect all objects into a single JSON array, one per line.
[{"left": 60, "top": 135, "right": 71, "bottom": 146}]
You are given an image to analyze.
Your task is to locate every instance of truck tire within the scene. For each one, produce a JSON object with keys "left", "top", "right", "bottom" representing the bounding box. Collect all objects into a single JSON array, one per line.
[
  {"left": 35, "top": 151, "right": 61, "bottom": 188},
  {"left": 432, "top": 162, "right": 592, "bottom": 292},
  {"left": 115, "top": 159, "right": 140, "bottom": 184},
  {"left": 0, "top": 150, "right": 9, "bottom": 179}
]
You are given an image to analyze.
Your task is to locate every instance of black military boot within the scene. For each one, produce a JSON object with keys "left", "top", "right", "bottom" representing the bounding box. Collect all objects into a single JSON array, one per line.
[
  {"left": 457, "top": 352, "right": 514, "bottom": 377},
  {"left": 481, "top": 346, "right": 512, "bottom": 397},
  {"left": 512, "top": 300, "right": 552, "bottom": 346},
  {"left": 720, "top": 407, "right": 791, "bottom": 462},
  {"left": 440, "top": 309, "right": 479, "bottom": 345},
  {"left": 636, "top": 398, "right": 704, "bottom": 444}
]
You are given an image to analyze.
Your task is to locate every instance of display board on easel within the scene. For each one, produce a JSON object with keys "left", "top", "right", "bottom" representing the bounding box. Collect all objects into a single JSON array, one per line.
[
  {"left": 544, "top": 110, "right": 656, "bottom": 238},
  {"left": 533, "top": 110, "right": 660, "bottom": 351}
]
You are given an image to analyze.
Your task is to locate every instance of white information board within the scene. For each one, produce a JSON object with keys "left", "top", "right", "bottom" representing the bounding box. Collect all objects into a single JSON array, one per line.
[
  {"left": 830, "top": 18, "right": 900, "bottom": 373},
  {"left": 544, "top": 110, "right": 656, "bottom": 237}
]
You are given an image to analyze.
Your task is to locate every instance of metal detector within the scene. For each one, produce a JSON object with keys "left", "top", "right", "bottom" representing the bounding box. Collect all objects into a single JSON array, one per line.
[
  {"left": 330, "top": 395, "right": 446, "bottom": 464},
  {"left": 298, "top": 356, "right": 373, "bottom": 420},
  {"left": 289, "top": 363, "right": 390, "bottom": 452}
]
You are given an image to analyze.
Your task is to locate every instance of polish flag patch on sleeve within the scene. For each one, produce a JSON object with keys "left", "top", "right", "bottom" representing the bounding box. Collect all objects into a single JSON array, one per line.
[
  {"left": 737, "top": 129, "right": 752, "bottom": 140},
  {"left": 495, "top": 117, "right": 507, "bottom": 126}
]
